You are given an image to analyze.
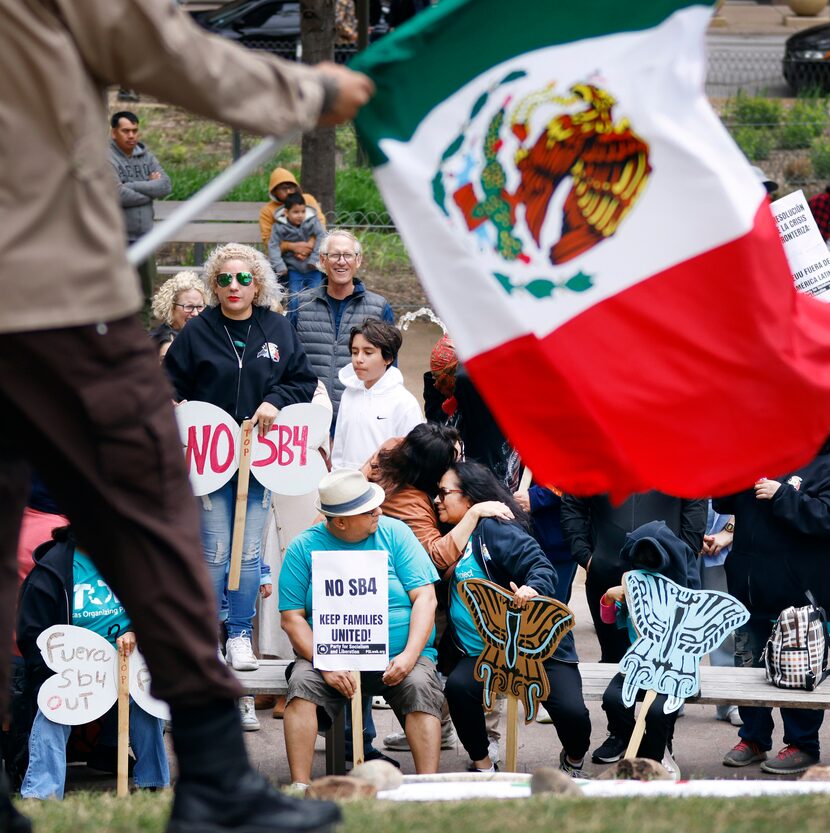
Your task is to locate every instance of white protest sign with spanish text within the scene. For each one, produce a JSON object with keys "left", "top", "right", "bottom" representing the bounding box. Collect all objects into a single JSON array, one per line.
[
  {"left": 311, "top": 551, "right": 389, "bottom": 672},
  {"left": 35, "top": 625, "right": 170, "bottom": 725},
  {"left": 771, "top": 189, "right": 830, "bottom": 300}
]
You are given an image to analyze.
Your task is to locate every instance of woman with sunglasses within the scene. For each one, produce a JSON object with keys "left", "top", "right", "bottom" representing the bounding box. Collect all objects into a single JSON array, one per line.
[
  {"left": 436, "top": 461, "right": 592, "bottom": 776},
  {"left": 165, "top": 243, "right": 317, "bottom": 681},
  {"left": 148, "top": 270, "right": 207, "bottom": 357}
]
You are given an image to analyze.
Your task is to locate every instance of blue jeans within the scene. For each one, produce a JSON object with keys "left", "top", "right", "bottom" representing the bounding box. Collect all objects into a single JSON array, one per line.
[
  {"left": 200, "top": 476, "right": 269, "bottom": 638},
  {"left": 738, "top": 617, "right": 824, "bottom": 757},
  {"left": 21, "top": 701, "right": 169, "bottom": 798},
  {"left": 286, "top": 268, "right": 323, "bottom": 295}
]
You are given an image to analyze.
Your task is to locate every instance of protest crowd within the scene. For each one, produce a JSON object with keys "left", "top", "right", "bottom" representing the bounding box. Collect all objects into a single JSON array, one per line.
[{"left": 5, "top": 2, "right": 830, "bottom": 833}]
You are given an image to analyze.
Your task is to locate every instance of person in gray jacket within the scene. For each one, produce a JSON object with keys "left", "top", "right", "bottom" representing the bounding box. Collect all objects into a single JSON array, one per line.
[
  {"left": 287, "top": 229, "right": 394, "bottom": 426},
  {"left": 109, "top": 110, "right": 171, "bottom": 304}
]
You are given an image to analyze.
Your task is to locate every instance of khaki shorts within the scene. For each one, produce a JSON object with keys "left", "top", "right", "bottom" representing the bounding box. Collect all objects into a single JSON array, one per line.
[{"left": 286, "top": 656, "right": 444, "bottom": 729}]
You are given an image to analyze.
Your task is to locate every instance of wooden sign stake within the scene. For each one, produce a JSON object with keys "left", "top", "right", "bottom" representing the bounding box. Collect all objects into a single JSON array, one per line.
[
  {"left": 228, "top": 419, "right": 253, "bottom": 592},
  {"left": 350, "top": 671, "right": 364, "bottom": 767},
  {"left": 117, "top": 645, "right": 130, "bottom": 798},
  {"left": 505, "top": 694, "right": 519, "bottom": 772},
  {"left": 623, "top": 689, "right": 657, "bottom": 759}
]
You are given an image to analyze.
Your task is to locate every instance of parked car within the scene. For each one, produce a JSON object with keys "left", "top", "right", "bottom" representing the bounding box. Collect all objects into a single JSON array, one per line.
[
  {"left": 190, "top": 0, "right": 360, "bottom": 62},
  {"left": 783, "top": 24, "right": 830, "bottom": 93},
  {"left": 190, "top": 0, "right": 300, "bottom": 59}
]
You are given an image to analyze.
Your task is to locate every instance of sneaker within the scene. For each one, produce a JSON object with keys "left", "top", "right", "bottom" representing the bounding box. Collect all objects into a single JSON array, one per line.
[
  {"left": 166, "top": 770, "right": 340, "bottom": 833},
  {"left": 661, "top": 747, "right": 680, "bottom": 781},
  {"left": 716, "top": 705, "right": 743, "bottom": 727},
  {"left": 466, "top": 761, "right": 499, "bottom": 773},
  {"left": 722, "top": 739, "right": 767, "bottom": 767},
  {"left": 225, "top": 633, "right": 258, "bottom": 671},
  {"left": 591, "top": 734, "right": 627, "bottom": 764},
  {"left": 372, "top": 696, "right": 392, "bottom": 709},
  {"left": 488, "top": 739, "right": 501, "bottom": 765},
  {"left": 536, "top": 705, "right": 553, "bottom": 724},
  {"left": 346, "top": 748, "right": 401, "bottom": 769},
  {"left": 559, "top": 748, "right": 586, "bottom": 779},
  {"left": 239, "top": 697, "right": 260, "bottom": 732},
  {"left": 760, "top": 745, "right": 819, "bottom": 775},
  {"left": 384, "top": 726, "right": 458, "bottom": 751}
]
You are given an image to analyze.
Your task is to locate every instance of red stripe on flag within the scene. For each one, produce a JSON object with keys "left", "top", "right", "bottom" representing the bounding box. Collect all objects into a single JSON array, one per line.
[{"left": 465, "top": 202, "right": 830, "bottom": 499}]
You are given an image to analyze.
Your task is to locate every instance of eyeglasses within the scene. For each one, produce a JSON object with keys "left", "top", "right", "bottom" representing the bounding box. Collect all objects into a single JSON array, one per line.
[
  {"left": 436, "top": 487, "right": 464, "bottom": 501},
  {"left": 216, "top": 271, "right": 254, "bottom": 287},
  {"left": 173, "top": 303, "right": 205, "bottom": 313},
  {"left": 324, "top": 252, "right": 357, "bottom": 263}
]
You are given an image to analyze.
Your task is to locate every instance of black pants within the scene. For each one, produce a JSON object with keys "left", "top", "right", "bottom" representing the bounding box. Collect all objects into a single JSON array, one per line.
[
  {"left": 445, "top": 656, "right": 591, "bottom": 762},
  {"left": 602, "top": 672, "right": 677, "bottom": 761},
  {"left": 585, "top": 560, "right": 630, "bottom": 664},
  {"left": 0, "top": 317, "right": 241, "bottom": 712}
]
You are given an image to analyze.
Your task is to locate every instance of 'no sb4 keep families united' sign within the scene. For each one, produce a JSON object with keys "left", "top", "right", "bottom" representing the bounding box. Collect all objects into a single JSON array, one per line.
[{"left": 311, "top": 551, "right": 389, "bottom": 672}]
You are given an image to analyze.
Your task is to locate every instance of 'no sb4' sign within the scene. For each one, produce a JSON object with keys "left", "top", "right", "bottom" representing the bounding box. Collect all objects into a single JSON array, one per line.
[{"left": 176, "top": 401, "right": 330, "bottom": 497}]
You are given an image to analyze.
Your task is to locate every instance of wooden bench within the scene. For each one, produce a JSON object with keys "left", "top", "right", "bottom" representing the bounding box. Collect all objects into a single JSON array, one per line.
[
  {"left": 153, "top": 201, "right": 263, "bottom": 272},
  {"left": 235, "top": 660, "right": 830, "bottom": 777},
  {"left": 579, "top": 662, "right": 830, "bottom": 709}
]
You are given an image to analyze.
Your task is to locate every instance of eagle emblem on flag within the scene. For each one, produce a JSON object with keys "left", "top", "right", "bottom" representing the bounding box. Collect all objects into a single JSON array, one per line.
[
  {"left": 458, "top": 578, "right": 574, "bottom": 723},
  {"left": 435, "top": 75, "right": 652, "bottom": 299}
]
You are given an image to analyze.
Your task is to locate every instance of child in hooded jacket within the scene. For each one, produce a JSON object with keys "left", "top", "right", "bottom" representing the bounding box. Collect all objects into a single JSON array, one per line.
[
  {"left": 267, "top": 193, "right": 326, "bottom": 295},
  {"left": 331, "top": 318, "right": 423, "bottom": 471},
  {"left": 591, "top": 521, "right": 700, "bottom": 769}
]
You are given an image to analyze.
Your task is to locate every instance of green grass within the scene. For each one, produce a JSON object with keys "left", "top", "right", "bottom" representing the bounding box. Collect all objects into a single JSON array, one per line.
[{"left": 16, "top": 792, "right": 830, "bottom": 833}]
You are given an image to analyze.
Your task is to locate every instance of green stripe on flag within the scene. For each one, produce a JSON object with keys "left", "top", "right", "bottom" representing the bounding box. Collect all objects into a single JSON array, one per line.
[{"left": 352, "top": 0, "right": 714, "bottom": 166}]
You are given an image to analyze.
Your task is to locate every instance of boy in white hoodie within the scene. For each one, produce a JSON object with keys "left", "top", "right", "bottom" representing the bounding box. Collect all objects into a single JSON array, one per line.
[{"left": 331, "top": 318, "right": 423, "bottom": 470}]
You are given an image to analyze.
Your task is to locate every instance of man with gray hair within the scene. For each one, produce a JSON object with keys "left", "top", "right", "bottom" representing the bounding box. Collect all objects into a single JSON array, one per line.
[
  {"left": 279, "top": 469, "right": 443, "bottom": 785},
  {"left": 288, "top": 230, "right": 394, "bottom": 425}
]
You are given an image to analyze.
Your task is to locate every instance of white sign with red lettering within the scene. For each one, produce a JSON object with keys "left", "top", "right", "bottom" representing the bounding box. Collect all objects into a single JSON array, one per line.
[
  {"left": 176, "top": 401, "right": 241, "bottom": 496},
  {"left": 177, "top": 401, "right": 330, "bottom": 497},
  {"left": 35, "top": 626, "right": 170, "bottom": 725},
  {"left": 251, "top": 403, "right": 330, "bottom": 495}
]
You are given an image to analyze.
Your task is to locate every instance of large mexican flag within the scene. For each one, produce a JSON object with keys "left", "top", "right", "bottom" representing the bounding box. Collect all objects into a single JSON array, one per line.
[{"left": 352, "top": 0, "right": 830, "bottom": 498}]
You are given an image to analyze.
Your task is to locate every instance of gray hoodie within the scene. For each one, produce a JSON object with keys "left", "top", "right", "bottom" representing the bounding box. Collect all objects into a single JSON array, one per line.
[
  {"left": 267, "top": 206, "right": 325, "bottom": 274},
  {"left": 109, "top": 140, "right": 171, "bottom": 241}
]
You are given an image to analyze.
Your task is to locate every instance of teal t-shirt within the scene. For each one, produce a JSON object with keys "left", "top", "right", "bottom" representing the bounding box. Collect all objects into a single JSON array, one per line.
[
  {"left": 72, "top": 550, "right": 130, "bottom": 646},
  {"left": 449, "top": 538, "right": 488, "bottom": 656},
  {"left": 279, "top": 516, "right": 439, "bottom": 662}
]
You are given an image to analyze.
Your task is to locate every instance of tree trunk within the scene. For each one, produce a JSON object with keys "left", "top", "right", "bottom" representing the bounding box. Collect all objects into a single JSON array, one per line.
[{"left": 300, "top": 0, "right": 336, "bottom": 219}]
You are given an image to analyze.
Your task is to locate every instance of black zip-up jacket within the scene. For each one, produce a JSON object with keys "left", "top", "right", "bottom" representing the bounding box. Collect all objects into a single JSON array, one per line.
[
  {"left": 17, "top": 535, "right": 76, "bottom": 694},
  {"left": 164, "top": 305, "right": 317, "bottom": 420},
  {"left": 714, "top": 453, "right": 830, "bottom": 618},
  {"left": 560, "top": 492, "right": 707, "bottom": 572},
  {"left": 453, "top": 517, "right": 578, "bottom": 663}
]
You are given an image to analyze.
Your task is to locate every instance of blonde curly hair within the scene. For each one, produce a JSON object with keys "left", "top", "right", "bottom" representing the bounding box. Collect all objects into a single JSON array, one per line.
[
  {"left": 202, "top": 243, "right": 282, "bottom": 310},
  {"left": 151, "top": 271, "right": 208, "bottom": 326}
]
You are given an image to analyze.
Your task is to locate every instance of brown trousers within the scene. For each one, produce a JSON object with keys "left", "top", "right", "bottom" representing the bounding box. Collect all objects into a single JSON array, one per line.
[{"left": 0, "top": 316, "right": 241, "bottom": 713}]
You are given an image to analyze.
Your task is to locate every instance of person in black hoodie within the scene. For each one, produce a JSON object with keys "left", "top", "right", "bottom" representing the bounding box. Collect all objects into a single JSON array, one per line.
[
  {"left": 592, "top": 521, "right": 700, "bottom": 770},
  {"left": 165, "top": 243, "right": 317, "bottom": 681},
  {"left": 560, "top": 493, "right": 707, "bottom": 665},
  {"left": 437, "top": 461, "right": 591, "bottom": 778},
  {"left": 716, "top": 442, "right": 830, "bottom": 775}
]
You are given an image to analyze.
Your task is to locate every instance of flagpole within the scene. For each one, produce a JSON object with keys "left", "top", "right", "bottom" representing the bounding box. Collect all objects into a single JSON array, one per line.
[{"left": 126, "top": 134, "right": 298, "bottom": 267}]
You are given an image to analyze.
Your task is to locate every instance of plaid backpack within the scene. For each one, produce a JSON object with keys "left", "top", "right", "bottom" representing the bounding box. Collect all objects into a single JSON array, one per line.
[{"left": 763, "top": 592, "right": 829, "bottom": 691}]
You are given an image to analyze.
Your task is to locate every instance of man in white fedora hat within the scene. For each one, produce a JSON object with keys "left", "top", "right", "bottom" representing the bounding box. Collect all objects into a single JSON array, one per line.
[{"left": 279, "top": 469, "right": 443, "bottom": 785}]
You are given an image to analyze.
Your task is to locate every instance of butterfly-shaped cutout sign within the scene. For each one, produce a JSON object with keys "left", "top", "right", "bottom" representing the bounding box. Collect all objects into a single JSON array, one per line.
[
  {"left": 177, "top": 402, "right": 330, "bottom": 497},
  {"left": 620, "top": 571, "right": 750, "bottom": 714},
  {"left": 36, "top": 625, "right": 169, "bottom": 725},
  {"left": 459, "top": 578, "right": 574, "bottom": 722}
]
